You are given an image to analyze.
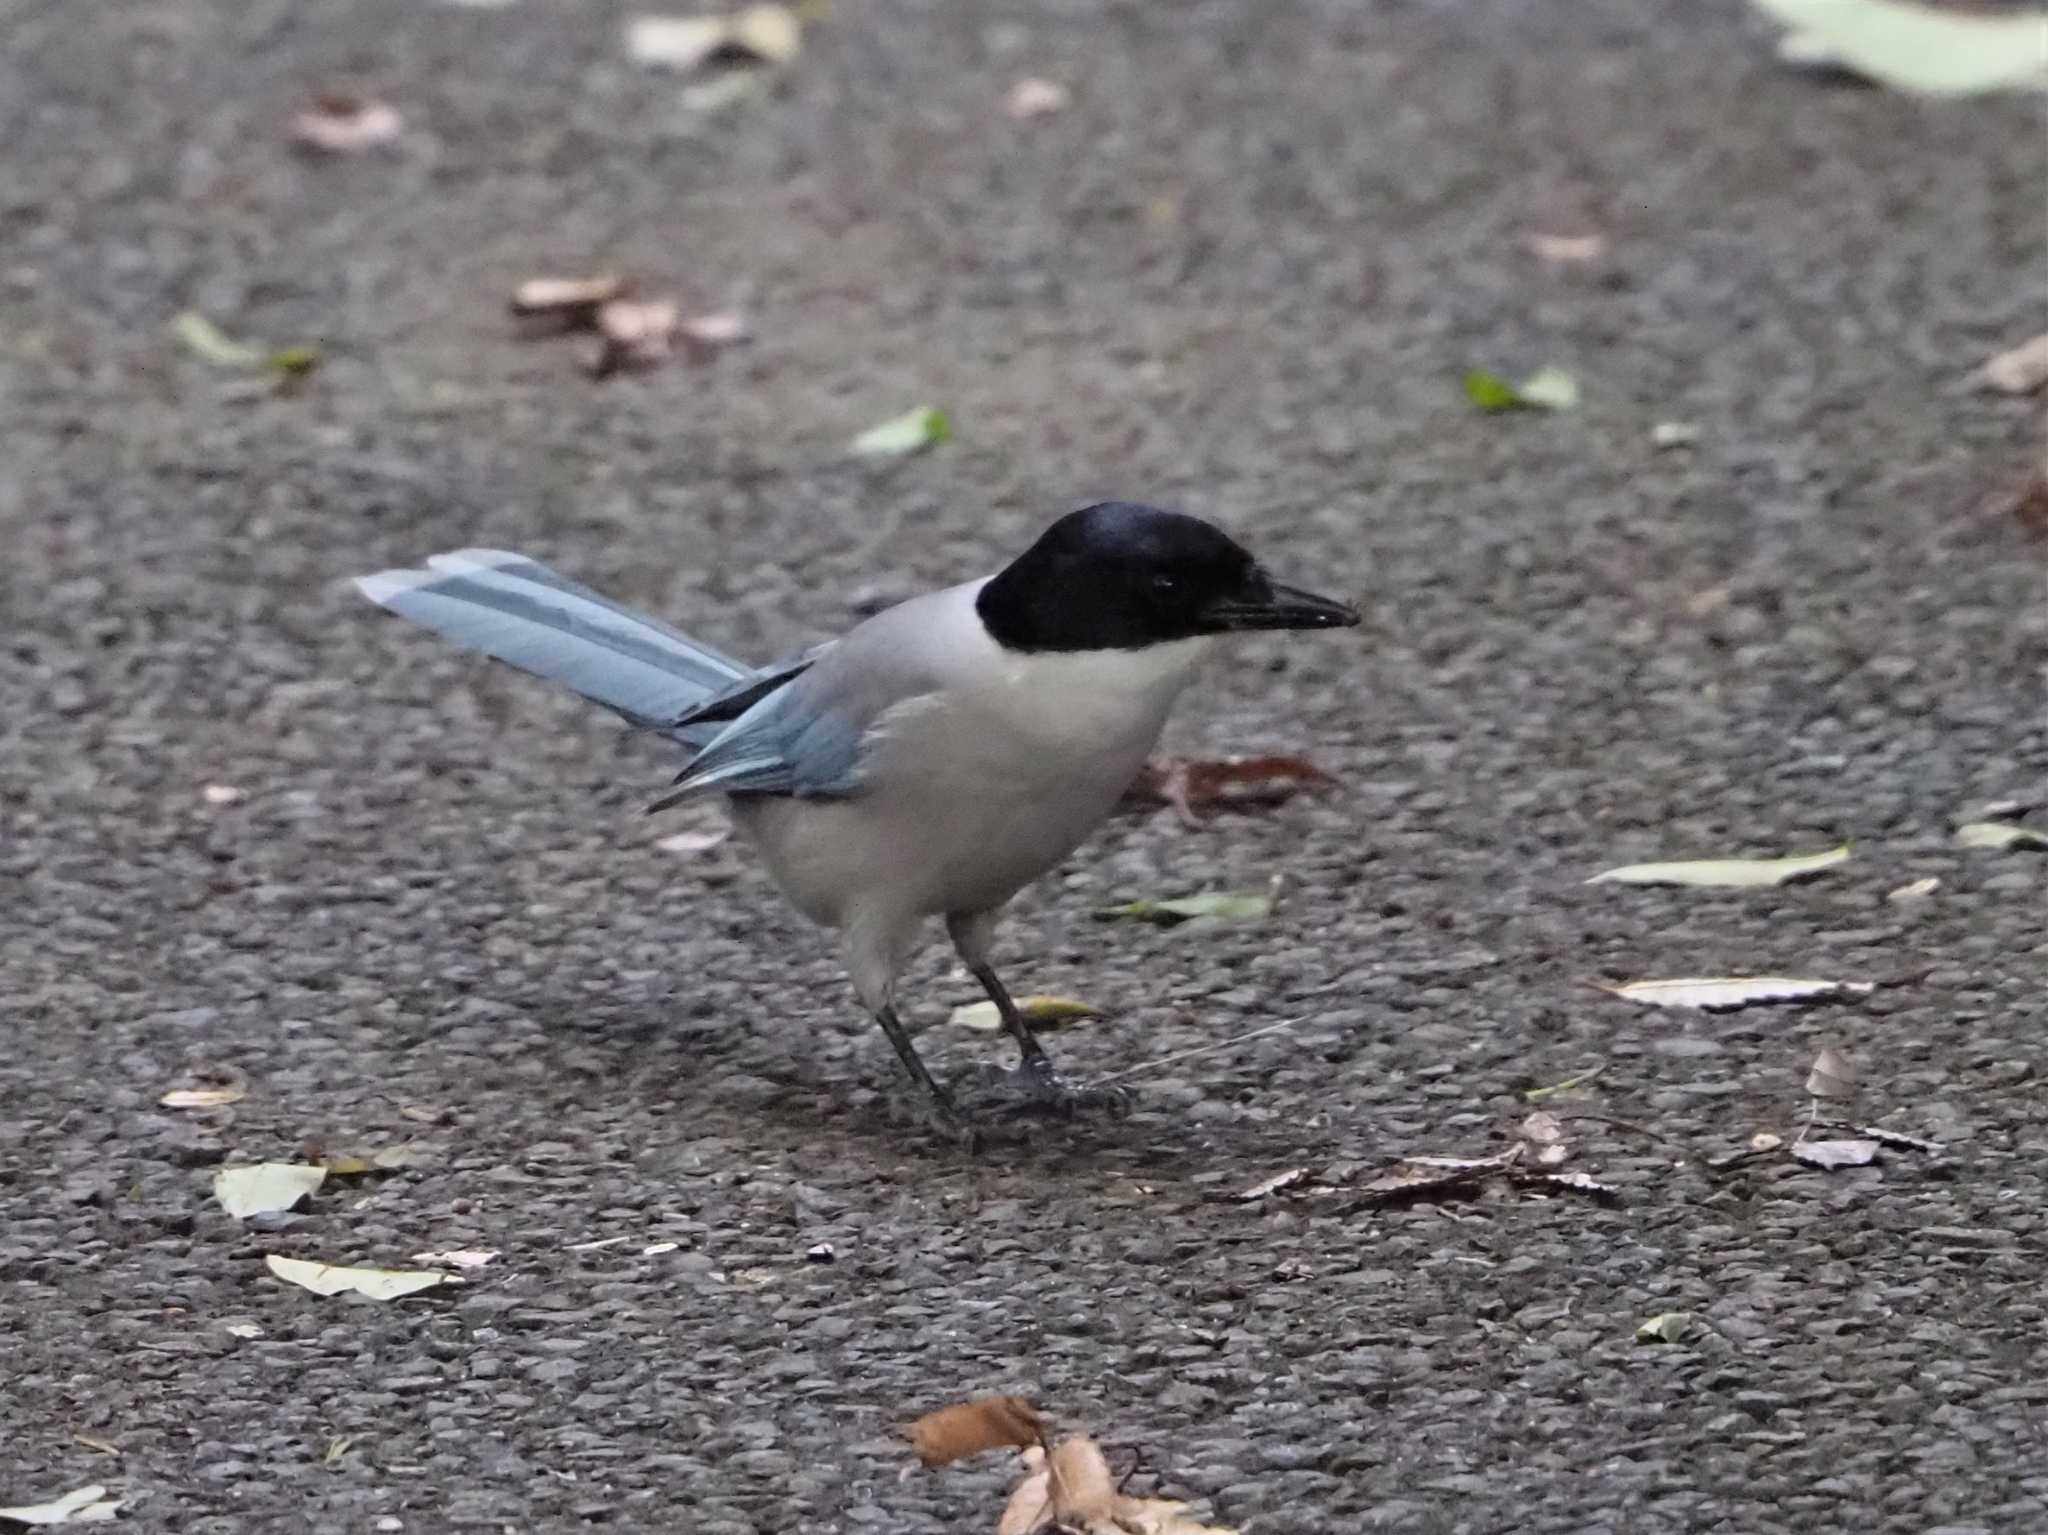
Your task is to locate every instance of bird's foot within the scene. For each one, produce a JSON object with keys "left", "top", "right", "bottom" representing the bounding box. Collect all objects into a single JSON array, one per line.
[{"left": 952, "top": 1060, "right": 1134, "bottom": 1121}]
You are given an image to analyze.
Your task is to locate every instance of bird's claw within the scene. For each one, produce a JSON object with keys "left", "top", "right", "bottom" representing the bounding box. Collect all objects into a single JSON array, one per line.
[{"left": 953, "top": 1061, "right": 1134, "bottom": 1121}]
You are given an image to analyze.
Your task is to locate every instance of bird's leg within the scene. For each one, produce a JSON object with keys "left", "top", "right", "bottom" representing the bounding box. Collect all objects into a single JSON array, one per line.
[
  {"left": 871, "top": 1003, "right": 977, "bottom": 1146},
  {"left": 967, "top": 959, "right": 1058, "bottom": 1087},
  {"left": 947, "top": 911, "right": 1129, "bottom": 1120}
]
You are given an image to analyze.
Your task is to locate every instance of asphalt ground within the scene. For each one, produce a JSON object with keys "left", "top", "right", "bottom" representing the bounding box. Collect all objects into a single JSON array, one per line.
[{"left": 3, "top": 1, "right": 2046, "bottom": 1531}]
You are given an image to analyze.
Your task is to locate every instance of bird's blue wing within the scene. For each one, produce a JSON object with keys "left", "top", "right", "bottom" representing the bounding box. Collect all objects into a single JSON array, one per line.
[{"left": 649, "top": 674, "right": 871, "bottom": 809}]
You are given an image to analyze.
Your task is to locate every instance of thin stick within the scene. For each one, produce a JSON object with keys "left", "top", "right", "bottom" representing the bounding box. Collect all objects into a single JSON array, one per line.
[{"left": 1091, "top": 1016, "right": 1302, "bottom": 1087}]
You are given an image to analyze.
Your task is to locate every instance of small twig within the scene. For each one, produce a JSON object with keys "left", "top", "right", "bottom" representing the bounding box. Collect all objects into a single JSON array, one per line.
[
  {"left": 1091, "top": 1016, "right": 1302, "bottom": 1087},
  {"left": 1795, "top": 1098, "right": 1818, "bottom": 1146},
  {"left": 1558, "top": 1111, "right": 1684, "bottom": 1150}
]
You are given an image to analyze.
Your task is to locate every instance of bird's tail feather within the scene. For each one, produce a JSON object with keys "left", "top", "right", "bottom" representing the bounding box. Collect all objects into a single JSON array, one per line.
[{"left": 354, "top": 548, "right": 748, "bottom": 732}]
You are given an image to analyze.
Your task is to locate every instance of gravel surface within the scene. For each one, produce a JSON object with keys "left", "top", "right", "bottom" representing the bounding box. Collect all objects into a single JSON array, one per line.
[{"left": 4, "top": 1, "right": 2046, "bottom": 1531}]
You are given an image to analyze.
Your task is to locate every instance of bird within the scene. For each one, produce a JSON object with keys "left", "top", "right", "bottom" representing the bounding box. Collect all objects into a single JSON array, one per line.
[{"left": 354, "top": 502, "right": 1358, "bottom": 1130}]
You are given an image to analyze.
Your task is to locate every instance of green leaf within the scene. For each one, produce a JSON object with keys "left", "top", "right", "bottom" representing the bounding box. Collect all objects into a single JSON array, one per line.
[
  {"left": 949, "top": 995, "right": 1100, "bottom": 1032},
  {"left": 850, "top": 406, "right": 950, "bottom": 457},
  {"left": 1955, "top": 821, "right": 2048, "bottom": 851},
  {"left": 1462, "top": 369, "right": 1524, "bottom": 411},
  {"left": 1096, "top": 891, "right": 1272, "bottom": 926},
  {"left": 267, "top": 345, "right": 323, "bottom": 377},
  {"left": 174, "top": 311, "right": 263, "bottom": 368}
]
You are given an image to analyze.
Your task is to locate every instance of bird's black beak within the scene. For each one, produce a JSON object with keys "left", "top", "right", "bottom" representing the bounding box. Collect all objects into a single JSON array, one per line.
[{"left": 1199, "top": 572, "right": 1361, "bottom": 634}]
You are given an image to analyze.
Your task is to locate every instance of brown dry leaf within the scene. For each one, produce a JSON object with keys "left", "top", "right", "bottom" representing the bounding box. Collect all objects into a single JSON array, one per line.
[
  {"left": 1979, "top": 333, "right": 2048, "bottom": 394},
  {"left": 1525, "top": 231, "right": 1606, "bottom": 265},
  {"left": 292, "top": 94, "right": 404, "bottom": 154},
  {"left": 1805, "top": 1045, "right": 1857, "bottom": 1099},
  {"left": 1046, "top": 1436, "right": 1118, "bottom": 1526},
  {"left": 1006, "top": 77, "right": 1071, "bottom": 118},
  {"left": 907, "top": 1395, "right": 1045, "bottom": 1467},
  {"left": 998, "top": 1447, "right": 1052, "bottom": 1535},
  {"left": 1127, "top": 754, "right": 1336, "bottom": 825},
  {"left": 510, "top": 275, "right": 628, "bottom": 330}
]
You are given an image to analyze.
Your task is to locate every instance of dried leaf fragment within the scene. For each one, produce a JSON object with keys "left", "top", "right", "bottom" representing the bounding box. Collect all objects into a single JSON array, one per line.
[
  {"left": 850, "top": 405, "right": 950, "bottom": 457},
  {"left": 950, "top": 995, "right": 1099, "bottom": 1032},
  {"left": 161, "top": 1084, "right": 246, "bottom": 1109},
  {"left": 511, "top": 274, "right": 628, "bottom": 326},
  {"left": 626, "top": 15, "right": 736, "bottom": 69},
  {"left": 1126, "top": 754, "right": 1336, "bottom": 824},
  {"left": 1979, "top": 332, "right": 2048, "bottom": 394},
  {"left": 265, "top": 1254, "right": 449, "bottom": 1300},
  {"left": 1886, "top": 877, "right": 1940, "bottom": 903},
  {"left": 1599, "top": 977, "right": 1874, "bottom": 1011},
  {"left": 1651, "top": 421, "right": 1699, "bottom": 449},
  {"left": 202, "top": 783, "right": 246, "bottom": 805},
  {"left": 1587, "top": 845, "right": 1849, "bottom": 887},
  {"left": 1046, "top": 1435, "right": 1117, "bottom": 1525},
  {"left": 728, "top": 4, "right": 801, "bottom": 64},
  {"left": 593, "top": 297, "right": 682, "bottom": 376},
  {"left": 1955, "top": 821, "right": 2048, "bottom": 851},
  {"left": 1006, "top": 77, "right": 1070, "bottom": 118},
  {"left": 1525, "top": 231, "right": 1606, "bottom": 265},
  {"left": 907, "top": 1394, "right": 1045, "bottom": 1467},
  {"left": 1805, "top": 1045, "right": 1858, "bottom": 1099},
  {"left": 1790, "top": 1138, "right": 1880, "bottom": 1170},
  {"left": 0, "top": 1485, "right": 123, "bottom": 1526},
  {"left": 1095, "top": 891, "right": 1270, "bottom": 926},
  {"left": 291, "top": 94, "right": 403, "bottom": 154},
  {"left": 213, "top": 1162, "right": 327, "bottom": 1219},
  {"left": 998, "top": 1448, "right": 1052, "bottom": 1535},
  {"left": 1750, "top": 0, "right": 2048, "bottom": 97},
  {"left": 174, "top": 312, "right": 263, "bottom": 368},
  {"left": 1237, "top": 1166, "right": 1311, "bottom": 1201},
  {"left": 656, "top": 827, "right": 732, "bottom": 855},
  {"left": 411, "top": 1248, "right": 497, "bottom": 1269},
  {"left": 1520, "top": 1110, "right": 1565, "bottom": 1144},
  {"left": 1635, "top": 1311, "right": 1693, "bottom": 1345}
]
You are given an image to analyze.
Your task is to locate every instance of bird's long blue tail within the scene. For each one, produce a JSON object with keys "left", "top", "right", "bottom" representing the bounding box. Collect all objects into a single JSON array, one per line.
[{"left": 354, "top": 549, "right": 749, "bottom": 736}]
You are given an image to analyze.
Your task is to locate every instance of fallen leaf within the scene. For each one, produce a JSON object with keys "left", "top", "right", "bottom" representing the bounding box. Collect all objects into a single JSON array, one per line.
[
  {"left": 1805, "top": 1045, "right": 1858, "bottom": 1099},
  {"left": 1525, "top": 231, "right": 1606, "bottom": 265},
  {"left": 1751, "top": 0, "right": 2048, "bottom": 97},
  {"left": 656, "top": 827, "right": 732, "bottom": 855},
  {"left": 1599, "top": 977, "right": 1875, "bottom": 1011},
  {"left": 1886, "top": 877, "right": 1940, "bottom": 903},
  {"left": 850, "top": 405, "right": 950, "bottom": 457},
  {"left": 676, "top": 310, "right": 750, "bottom": 352},
  {"left": 213, "top": 1163, "right": 327, "bottom": 1219},
  {"left": 1586, "top": 845, "right": 1849, "bottom": 887},
  {"left": 1978, "top": 332, "right": 2048, "bottom": 394},
  {"left": 1126, "top": 754, "right": 1336, "bottom": 824},
  {"left": 291, "top": 94, "right": 403, "bottom": 154},
  {"left": 1114, "top": 1497, "right": 1239, "bottom": 1535},
  {"left": 1955, "top": 821, "right": 2048, "bottom": 850},
  {"left": 160, "top": 1084, "right": 245, "bottom": 1109},
  {"left": 626, "top": 14, "right": 734, "bottom": 69},
  {"left": 223, "top": 1321, "right": 264, "bottom": 1339},
  {"left": 202, "top": 783, "right": 246, "bottom": 805},
  {"left": 642, "top": 1241, "right": 679, "bottom": 1255},
  {"left": 1464, "top": 366, "right": 1577, "bottom": 412},
  {"left": 728, "top": 3, "right": 801, "bottom": 63},
  {"left": 174, "top": 312, "right": 262, "bottom": 368},
  {"left": 1520, "top": 1111, "right": 1565, "bottom": 1144},
  {"left": 0, "top": 1485, "right": 122, "bottom": 1526},
  {"left": 998, "top": 1448, "right": 1052, "bottom": 1535},
  {"left": 265, "top": 1254, "right": 448, "bottom": 1300},
  {"left": 321, "top": 1143, "right": 437, "bottom": 1176},
  {"left": 1840, "top": 1124, "right": 1943, "bottom": 1154},
  {"left": 950, "top": 995, "right": 1099, "bottom": 1032},
  {"left": 511, "top": 274, "right": 628, "bottom": 328},
  {"left": 1045, "top": 1436, "right": 1117, "bottom": 1526},
  {"left": 1005, "top": 77, "right": 1070, "bottom": 118},
  {"left": 1635, "top": 1311, "right": 1693, "bottom": 1344},
  {"left": 411, "top": 1248, "right": 497, "bottom": 1269},
  {"left": 907, "top": 1395, "right": 1046, "bottom": 1467},
  {"left": 1651, "top": 421, "right": 1699, "bottom": 449},
  {"left": 1095, "top": 892, "right": 1271, "bottom": 926},
  {"left": 1750, "top": 1131, "right": 1784, "bottom": 1153},
  {"left": 1790, "top": 1138, "right": 1880, "bottom": 1169},
  {"left": 1237, "top": 1166, "right": 1311, "bottom": 1201}
]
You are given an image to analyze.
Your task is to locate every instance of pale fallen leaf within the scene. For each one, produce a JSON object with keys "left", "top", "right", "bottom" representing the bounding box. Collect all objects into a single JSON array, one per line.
[
  {"left": 1790, "top": 1138, "right": 1880, "bottom": 1170},
  {"left": 1651, "top": 421, "right": 1699, "bottom": 449},
  {"left": 412, "top": 1248, "right": 497, "bottom": 1269},
  {"left": 1750, "top": 1131, "right": 1784, "bottom": 1152},
  {"left": 0, "top": 1485, "right": 123, "bottom": 1526},
  {"left": 656, "top": 827, "right": 732, "bottom": 855},
  {"left": 1600, "top": 977, "right": 1874, "bottom": 1011},
  {"left": 174, "top": 313, "right": 262, "bottom": 368},
  {"left": 213, "top": 1163, "right": 327, "bottom": 1219},
  {"left": 728, "top": 3, "right": 801, "bottom": 63},
  {"left": 1534, "top": 1143, "right": 1570, "bottom": 1168},
  {"left": 1886, "top": 877, "right": 1940, "bottom": 903},
  {"left": 950, "top": 995, "right": 1099, "bottom": 1032},
  {"left": 1046, "top": 1436, "right": 1117, "bottom": 1526},
  {"left": 1114, "top": 1497, "right": 1239, "bottom": 1535},
  {"left": 161, "top": 1084, "right": 245, "bottom": 1109},
  {"left": 593, "top": 297, "right": 682, "bottom": 376},
  {"left": 1587, "top": 845, "right": 1849, "bottom": 887},
  {"left": 1520, "top": 1111, "right": 1565, "bottom": 1144},
  {"left": 1464, "top": 366, "right": 1577, "bottom": 412},
  {"left": 1955, "top": 821, "right": 2048, "bottom": 850},
  {"left": 1525, "top": 231, "right": 1606, "bottom": 265},
  {"left": 643, "top": 1241, "right": 680, "bottom": 1255},
  {"left": 265, "top": 1254, "right": 448, "bottom": 1300},
  {"left": 907, "top": 1395, "right": 1045, "bottom": 1467},
  {"left": 998, "top": 1448, "right": 1052, "bottom": 1535},
  {"left": 511, "top": 274, "right": 628, "bottom": 326},
  {"left": 1237, "top": 1166, "right": 1311, "bottom": 1201},
  {"left": 677, "top": 310, "right": 750, "bottom": 351},
  {"left": 1979, "top": 332, "right": 2048, "bottom": 394},
  {"left": 1751, "top": 0, "right": 2048, "bottom": 96},
  {"left": 1005, "top": 77, "right": 1070, "bottom": 118},
  {"left": 1095, "top": 891, "right": 1270, "bottom": 926},
  {"left": 850, "top": 405, "right": 950, "bottom": 457},
  {"left": 223, "top": 1320, "right": 264, "bottom": 1339},
  {"left": 202, "top": 783, "right": 246, "bottom": 805},
  {"left": 1635, "top": 1311, "right": 1693, "bottom": 1344},
  {"left": 291, "top": 95, "right": 404, "bottom": 154},
  {"left": 626, "top": 14, "right": 733, "bottom": 69},
  {"left": 1806, "top": 1045, "right": 1858, "bottom": 1099}
]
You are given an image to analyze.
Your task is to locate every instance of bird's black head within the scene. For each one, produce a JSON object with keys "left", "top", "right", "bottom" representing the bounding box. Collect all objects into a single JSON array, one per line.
[{"left": 976, "top": 502, "right": 1360, "bottom": 653}]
